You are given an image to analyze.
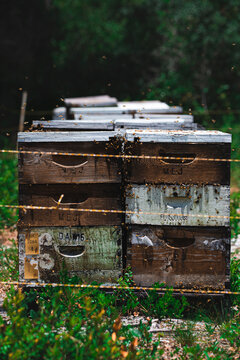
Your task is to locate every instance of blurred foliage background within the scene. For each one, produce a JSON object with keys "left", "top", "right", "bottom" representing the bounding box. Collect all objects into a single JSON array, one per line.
[
  {"left": 1, "top": 0, "right": 240, "bottom": 184},
  {"left": 1, "top": 0, "right": 240, "bottom": 123}
]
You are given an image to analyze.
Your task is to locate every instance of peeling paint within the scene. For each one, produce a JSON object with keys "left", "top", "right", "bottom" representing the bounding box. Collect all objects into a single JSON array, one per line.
[{"left": 39, "top": 253, "right": 55, "bottom": 270}]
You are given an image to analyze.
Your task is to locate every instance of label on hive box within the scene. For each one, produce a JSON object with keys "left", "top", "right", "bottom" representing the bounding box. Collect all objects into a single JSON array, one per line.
[
  {"left": 58, "top": 231, "right": 85, "bottom": 245},
  {"left": 24, "top": 257, "right": 38, "bottom": 279},
  {"left": 25, "top": 232, "right": 39, "bottom": 255},
  {"left": 163, "top": 167, "right": 183, "bottom": 175}
]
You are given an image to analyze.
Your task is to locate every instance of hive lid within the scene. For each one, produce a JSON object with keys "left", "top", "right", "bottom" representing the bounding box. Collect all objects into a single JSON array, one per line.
[
  {"left": 125, "top": 129, "right": 232, "bottom": 143},
  {"left": 115, "top": 118, "right": 193, "bottom": 128},
  {"left": 118, "top": 101, "right": 170, "bottom": 110},
  {"left": 64, "top": 95, "right": 118, "bottom": 107},
  {"left": 134, "top": 114, "right": 193, "bottom": 120},
  {"left": 70, "top": 105, "right": 183, "bottom": 116},
  {"left": 32, "top": 120, "right": 114, "bottom": 130},
  {"left": 18, "top": 131, "right": 123, "bottom": 143}
]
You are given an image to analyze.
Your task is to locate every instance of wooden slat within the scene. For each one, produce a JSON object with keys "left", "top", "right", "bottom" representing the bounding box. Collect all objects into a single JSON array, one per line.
[
  {"left": 127, "top": 225, "right": 230, "bottom": 289},
  {"left": 125, "top": 184, "right": 230, "bottom": 227},
  {"left": 19, "top": 184, "right": 123, "bottom": 226},
  {"left": 19, "top": 226, "right": 122, "bottom": 283},
  {"left": 124, "top": 142, "right": 230, "bottom": 185}
]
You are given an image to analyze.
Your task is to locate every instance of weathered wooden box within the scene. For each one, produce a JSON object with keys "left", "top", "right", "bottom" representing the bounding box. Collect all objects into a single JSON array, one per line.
[
  {"left": 124, "top": 129, "right": 231, "bottom": 185},
  {"left": 19, "top": 184, "right": 122, "bottom": 227},
  {"left": 127, "top": 225, "right": 230, "bottom": 289},
  {"left": 19, "top": 226, "right": 122, "bottom": 283},
  {"left": 125, "top": 184, "right": 230, "bottom": 227},
  {"left": 18, "top": 131, "right": 122, "bottom": 184}
]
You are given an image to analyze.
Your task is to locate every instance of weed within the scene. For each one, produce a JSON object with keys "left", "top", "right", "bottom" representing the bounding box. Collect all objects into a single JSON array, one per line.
[
  {"left": 0, "top": 153, "right": 18, "bottom": 229},
  {"left": 141, "top": 283, "right": 189, "bottom": 320},
  {"left": 0, "top": 286, "right": 164, "bottom": 359},
  {"left": 174, "top": 321, "right": 197, "bottom": 347},
  {"left": 114, "top": 267, "right": 141, "bottom": 314},
  {"left": 0, "top": 238, "right": 18, "bottom": 281}
]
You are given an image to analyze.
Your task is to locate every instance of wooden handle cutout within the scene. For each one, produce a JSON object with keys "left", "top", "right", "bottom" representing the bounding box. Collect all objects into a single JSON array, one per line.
[
  {"left": 52, "top": 194, "right": 89, "bottom": 206},
  {"left": 52, "top": 155, "right": 88, "bottom": 168},
  {"left": 164, "top": 237, "right": 195, "bottom": 248},
  {"left": 58, "top": 245, "right": 85, "bottom": 257},
  {"left": 164, "top": 196, "right": 191, "bottom": 209},
  {"left": 159, "top": 152, "right": 196, "bottom": 165}
]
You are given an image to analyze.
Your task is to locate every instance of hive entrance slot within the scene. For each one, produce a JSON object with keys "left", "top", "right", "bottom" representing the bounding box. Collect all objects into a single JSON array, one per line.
[
  {"left": 59, "top": 245, "right": 85, "bottom": 257},
  {"left": 159, "top": 152, "right": 195, "bottom": 164}
]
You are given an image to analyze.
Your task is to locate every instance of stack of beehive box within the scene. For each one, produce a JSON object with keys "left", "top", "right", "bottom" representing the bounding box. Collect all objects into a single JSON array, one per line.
[
  {"left": 18, "top": 102, "right": 232, "bottom": 292},
  {"left": 18, "top": 131, "right": 123, "bottom": 283},
  {"left": 124, "top": 129, "right": 231, "bottom": 290}
]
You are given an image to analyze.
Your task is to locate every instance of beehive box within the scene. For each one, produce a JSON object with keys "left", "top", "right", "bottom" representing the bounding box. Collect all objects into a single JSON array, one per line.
[
  {"left": 124, "top": 129, "right": 231, "bottom": 185},
  {"left": 18, "top": 131, "right": 123, "bottom": 284},
  {"left": 126, "top": 225, "right": 230, "bottom": 289},
  {"left": 125, "top": 184, "right": 230, "bottom": 227},
  {"left": 19, "top": 184, "right": 122, "bottom": 227},
  {"left": 124, "top": 129, "right": 231, "bottom": 289},
  {"left": 18, "top": 131, "right": 122, "bottom": 184},
  {"left": 19, "top": 226, "right": 122, "bottom": 283}
]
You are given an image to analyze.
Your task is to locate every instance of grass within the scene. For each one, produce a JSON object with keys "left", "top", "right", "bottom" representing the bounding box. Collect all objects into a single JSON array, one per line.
[{"left": 0, "top": 125, "right": 240, "bottom": 358}]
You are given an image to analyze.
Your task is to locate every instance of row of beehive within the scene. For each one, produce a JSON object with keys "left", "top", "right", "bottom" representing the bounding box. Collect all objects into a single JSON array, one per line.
[{"left": 18, "top": 125, "right": 231, "bottom": 290}]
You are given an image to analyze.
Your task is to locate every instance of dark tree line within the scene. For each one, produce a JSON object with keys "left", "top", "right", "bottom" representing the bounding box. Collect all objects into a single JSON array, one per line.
[{"left": 1, "top": 0, "right": 240, "bottom": 130}]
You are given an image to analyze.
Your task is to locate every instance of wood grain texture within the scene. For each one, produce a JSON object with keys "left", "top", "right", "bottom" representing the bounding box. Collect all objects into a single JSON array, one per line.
[
  {"left": 127, "top": 225, "right": 230, "bottom": 289},
  {"left": 19, "top": 141, "right": 122, "bottom": 184},
  {"left": 19, "top": 184, "right": 123, "bottom": 227},
  {"left": 124, "top": 143, "right": 231, "bottom": 185},
  {"left": 125, "top": 185, "right": 230, "bottom": 227},
  {"left": 19, "top": 226, "right": 122, "bottom": 283}
]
